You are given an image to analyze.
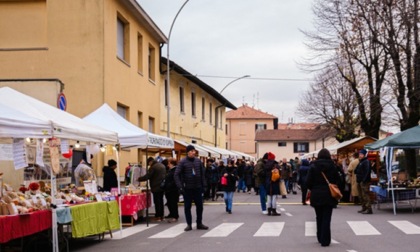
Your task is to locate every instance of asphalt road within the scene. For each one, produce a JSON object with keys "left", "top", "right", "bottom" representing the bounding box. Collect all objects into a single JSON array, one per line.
[{"left": 71, "top": 190, "right": 420, "bottom": 252}]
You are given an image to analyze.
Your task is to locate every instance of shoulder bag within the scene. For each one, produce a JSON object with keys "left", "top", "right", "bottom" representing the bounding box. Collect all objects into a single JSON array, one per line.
[{"left": 321, "top": 172, "right": 342, "bottom": 200}]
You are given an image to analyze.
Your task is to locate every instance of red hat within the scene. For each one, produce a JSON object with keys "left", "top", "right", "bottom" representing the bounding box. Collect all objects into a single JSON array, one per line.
[{"left": 267, "top": 152, "right": 276, "bottom": 160}]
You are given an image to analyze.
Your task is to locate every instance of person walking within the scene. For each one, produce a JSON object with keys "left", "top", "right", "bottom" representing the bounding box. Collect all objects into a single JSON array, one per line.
[
  {"left": 355, "top": 149, "right": 372, "bottom": 214},
  {"left": 244, "top": 161, "right": 254, "bottom": 193},
  {"left": 254, "top": 153, "right": 268, "bottom": 214},
  {"left": 208, "top": 159, "right": 220, "bottom": 201},
  {"left": 236, "top": 159, "right": 246, "bottom": 193},
  {"left": 347, "top": 152, "right": 360, "bottom": 204},
  {"left": 163, "top": 158, "right": 179, "bottom": 223},
  {"left": 102, "top": 159, "right": 118, "bottom": 192},
  {"left": 220, "top": 159, "right": 238, "bottom": 214},
  {"left": 138, "top": 157, "right": 166, "bottom": 222},
  {"left": 306, "top": 148, "right": 340, "bottom": 247},
  {"left": 265, "top": 153, "right": 281, "bottom": 216},
  {"left": 298, "top": 159, "right": 310, "bottom": 205},
  {"left": 280, "top": 158, "right": 291, "bottom": 198},
  {"left": 174, "top": 145, "right": 209, "bottom": 231}
]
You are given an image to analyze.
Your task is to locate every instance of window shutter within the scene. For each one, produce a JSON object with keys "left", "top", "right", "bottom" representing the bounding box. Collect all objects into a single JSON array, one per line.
[{"left": 264, "top": 124, "right": 267, "bottom": 129}]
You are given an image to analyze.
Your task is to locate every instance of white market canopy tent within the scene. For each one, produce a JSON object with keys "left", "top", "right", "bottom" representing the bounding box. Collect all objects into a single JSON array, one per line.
[
  {"left": 0, "top": 87, "right": 118, "bottom": 143},
  {"left": 175, "top": 140, "right": 219, "bottom": 158},
  {"left": 303, "top": 136, "right": 376, "bottom": 158},
  {"left": 83, "top": 103, "right": 174, "bottom": 149}
]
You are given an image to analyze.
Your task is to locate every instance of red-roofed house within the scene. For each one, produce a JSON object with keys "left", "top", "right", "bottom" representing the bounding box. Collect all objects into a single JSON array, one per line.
[
  {"left": 226, "top": 104, "right": 278, "bottom": 157},
  {"left": 255, "top": 126, "right": 337, "bottom": 159}
]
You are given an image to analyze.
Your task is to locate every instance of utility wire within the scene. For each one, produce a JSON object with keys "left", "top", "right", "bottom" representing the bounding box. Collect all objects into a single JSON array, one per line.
[{"left": 181, "top": 74, "right": 312, "bottom": 82}]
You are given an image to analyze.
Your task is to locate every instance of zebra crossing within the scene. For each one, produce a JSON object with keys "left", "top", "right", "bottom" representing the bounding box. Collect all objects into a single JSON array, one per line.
[{"left": 107, "top": 220, "right": 420, "bottom": 240}]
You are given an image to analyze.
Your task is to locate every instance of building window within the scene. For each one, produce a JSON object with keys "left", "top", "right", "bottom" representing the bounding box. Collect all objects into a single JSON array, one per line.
[
  {"left": 255, "top": 123, "right": 267, "bottom": 131},
  {"left": 148, "top": 117, "right": 155, "bottom": 133},
  {"left": 209, "top": 103, "right": 213, "bottom": 124},
  {"left": 179, "top": 87, "right": 185, "bottom": 113},
  {"left": 137, "top": 33, "right": 143, "bottom": 73},
  {"left": 138, "top": 111, "right": 143, "bottom": 128},
  {"left": 201, "top": 97, "right": 205, "bottom": 121},
  {"left": 117, "top": 16, "right": 129, "bottom": 62},
  {"left": 148, "top": 45, "right": 156, "bottom": 81},
  {"left": 219, "top": 110, "right": 223, "bottom": 128},
  {"left": 117, "top": 104, "right": 128, "bottom": 119},
  {"left": 294, "top": 142, "right": 309, "bottom": 153},
  {"left": 164, "top": 80, "right": 168, "bottom": 107},
  {"left": 278, "top": 142, "right": 287, "bottom": 147},
  {"left": 191, "top": 92, "right": 196, "bottom": 117}
]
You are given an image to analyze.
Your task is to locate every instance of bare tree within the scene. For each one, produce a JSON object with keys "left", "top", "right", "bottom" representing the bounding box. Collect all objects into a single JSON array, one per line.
[{"left": 298, "top": 67, "right": 360, "bottom": 142}]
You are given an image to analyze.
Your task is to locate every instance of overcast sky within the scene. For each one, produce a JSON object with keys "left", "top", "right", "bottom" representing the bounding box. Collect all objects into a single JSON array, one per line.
[{"left": 137, "top": 0, "right": 314, "bottom": 123}]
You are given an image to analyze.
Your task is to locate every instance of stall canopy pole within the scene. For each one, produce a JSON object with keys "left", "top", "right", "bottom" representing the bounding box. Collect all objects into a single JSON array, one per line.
[
  {"left": 386, "top": 147, "right": 397, "bottom": 215},
  {"left": 145, "top": 147, "right": 149, "bottom": 227},
  {"left": 116, "top": 147, "right": 123, "bottom": 236}
]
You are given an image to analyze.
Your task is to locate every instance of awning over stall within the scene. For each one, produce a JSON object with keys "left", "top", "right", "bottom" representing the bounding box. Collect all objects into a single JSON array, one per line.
[
  {"left": 83, "top": 103, "right": 173, "bottom": 149},
  {"left": 0, "top": 87, "right": 118, "bottom": 143}
]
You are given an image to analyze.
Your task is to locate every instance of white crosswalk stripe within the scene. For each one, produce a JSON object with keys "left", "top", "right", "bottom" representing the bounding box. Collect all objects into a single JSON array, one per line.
[
  {"left": 305, "top": 221, "right": 316, "bottom": 236},
  {"left": 388, "top": 220, "right": 420, "bottom": 234},
  {"left": 253, "top": 222, "right": 285, "bottom": 237},
  {"left": 201, "top": 223, "right": 243, "bottom": 237},
  {"left": 347, "top": 221, "right": 381, "bottom": 235},
  {"left": 110, "top": 220, "right": 420, "bottom": 240},
  {"left": 149, "top": 223, "right": 196, "bottom": 238}
]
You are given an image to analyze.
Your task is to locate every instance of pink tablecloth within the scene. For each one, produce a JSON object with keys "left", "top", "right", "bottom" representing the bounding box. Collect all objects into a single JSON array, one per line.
[
  {"left": 118, "top": 193, "right": 150, "bottom": 217},
  {"left": 0, "top": 210, "right": 52, "bottom": 243}
]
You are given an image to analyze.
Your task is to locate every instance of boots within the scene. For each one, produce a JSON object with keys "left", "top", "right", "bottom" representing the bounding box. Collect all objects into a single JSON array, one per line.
[
  {"left": 271, "top": 208, "right": 281, "bottom": 216},
  {"left": 357, "top": 207, "right": 367, "bottom": 213},
  {"left": 267, "top": 208, "right": 272, "bottom": 216}
]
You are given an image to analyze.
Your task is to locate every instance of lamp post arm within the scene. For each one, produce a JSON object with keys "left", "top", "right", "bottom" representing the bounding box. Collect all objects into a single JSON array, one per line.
[
  {"left": 220, "top": 75, "right": 250, "bottom": 94},
  {"left": 166, "top": 0, "right": 190, "bottom": 137}
]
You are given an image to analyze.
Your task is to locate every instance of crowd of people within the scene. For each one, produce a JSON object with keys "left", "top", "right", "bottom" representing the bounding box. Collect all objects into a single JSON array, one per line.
[{"left": 98, "top": 145, "right": 373, "bottom": 248}]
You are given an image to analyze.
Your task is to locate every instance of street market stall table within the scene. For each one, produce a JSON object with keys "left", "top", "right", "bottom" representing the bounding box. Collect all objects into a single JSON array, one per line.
[
  {"left": 0, "top": 210, "right": 52, "bottom": 244},
  {"left": 370, "top": 185, "right": 419, "bottom": 212},
  {"left": 117, "top": 193, "right": 151, "bottom": 226}
]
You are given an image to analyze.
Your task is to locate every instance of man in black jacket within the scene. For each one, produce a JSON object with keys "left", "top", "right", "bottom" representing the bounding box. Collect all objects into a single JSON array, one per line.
[
  {"left": 355, "top": 149, "right": 372, "bottom": 214},
  {"left": 174, "top": 145, "right": 209, "bottom": 231}
]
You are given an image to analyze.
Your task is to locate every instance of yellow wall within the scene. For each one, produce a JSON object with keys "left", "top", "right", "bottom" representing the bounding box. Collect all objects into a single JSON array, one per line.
[
  {"left": 160, "top": 70, "right": 226, "bottom": 148},
  {"left": 0, "top": 0, "right": 167, "bottom": 178}
]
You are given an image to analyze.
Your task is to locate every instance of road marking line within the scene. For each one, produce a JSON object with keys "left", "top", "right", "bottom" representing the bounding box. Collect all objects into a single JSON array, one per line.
[
  {"left": 331, "top": 239, "right": 339, "bottom": 244},
  {"left": 279, "top": 208, "right": 286, "bottom": 211},
  {"left": 201, "top": 223, "right": 243, "bottom": 237},
  {"left": 347, "top": 221, "right": 381, "bottom": 235},
  {"left": 149, "top": 223, "right": 196, "bottom": 238},
  {"left": 253, "top": 222, "right": 285, "bottom": 237},
  {"left": 389, "top": 220, "right": 420, "bottom": 234},
  {"left": 285, "top": 212, "right": 292, "bottom": 216},
  {"left": 105, "top": 224, "right": 158, "bottom": 240},
  {"left": 305, "top": 221, "right": 316, "bottom": 236}
]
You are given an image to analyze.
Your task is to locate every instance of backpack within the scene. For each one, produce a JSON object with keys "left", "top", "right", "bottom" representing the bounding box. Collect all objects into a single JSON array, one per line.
[{"left": 271, "top": 168, "right": 280, "bottom": 182}]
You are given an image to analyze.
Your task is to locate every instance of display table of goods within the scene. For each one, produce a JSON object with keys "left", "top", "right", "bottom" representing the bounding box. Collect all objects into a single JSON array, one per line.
[
  {"left": 55, "top": 185, "right": 121, "bottom": 239},
  {"left": 0, "top": 181, "right": 52, "bottom": 243},
  {"left": 117, "top": 187, "right": 150, "bottom": 226},
  {"left": 371, "top": 177, "right": 420, "bottom": 212}
]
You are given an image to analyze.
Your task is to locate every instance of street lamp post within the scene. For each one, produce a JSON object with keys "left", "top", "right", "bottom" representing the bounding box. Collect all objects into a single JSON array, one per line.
[
  {"left": 214, "top": 75, "right": 250, "bottom": 147},
  {"left": 166, "top": 0, "right": 190, "bottom": 137}
]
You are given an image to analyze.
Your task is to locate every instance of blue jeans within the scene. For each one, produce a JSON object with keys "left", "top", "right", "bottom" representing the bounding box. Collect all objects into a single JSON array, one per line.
[
  {"left": 224, "top": 191, "right": 234, "bottom": 211},
  {"left": 259, "top": 184, "right": 267, "bottom": 211},
  {"left": 237, "top": 178, "right": 246, "bottom": 192}
]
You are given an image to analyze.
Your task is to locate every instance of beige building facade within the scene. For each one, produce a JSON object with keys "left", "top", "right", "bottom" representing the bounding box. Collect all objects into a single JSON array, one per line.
[
  {"left": 160, "top": 59, "right": 236, "bottom": 153},
  {"left": 226, "top": 104, "right": 278, "bottom": 157},
  {"left": 0, "top": 0, "right": 168, "bottom": 175}
]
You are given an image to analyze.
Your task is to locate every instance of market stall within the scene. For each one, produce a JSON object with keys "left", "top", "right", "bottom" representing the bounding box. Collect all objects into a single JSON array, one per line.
[
  {"left": 83, "top": 103, "right": 174, "bottom": 226},
  {"left": 0, "top": 87, "right": 119, "bottom": 251},
  {"left": 366, "top": 125, "right": 420, "bottom": 215}
]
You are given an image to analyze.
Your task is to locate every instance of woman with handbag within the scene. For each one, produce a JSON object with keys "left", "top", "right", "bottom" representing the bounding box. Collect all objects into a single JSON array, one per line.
[
  {"left": 220, "top": 159, "right": 238, "bottom": 214},
  {"left": 306, "top": 148, "right": 340, "bottom": 247}
]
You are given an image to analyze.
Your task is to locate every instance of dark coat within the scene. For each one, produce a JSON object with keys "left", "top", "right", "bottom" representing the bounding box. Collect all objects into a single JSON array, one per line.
[
  {"left": 244, "top": 165, "right": 254, "bottom": 186},
  {"left": 298, "top": 159, "right": 310, "bottom": 186},
  {"left": 138, "top": 161, "right": 166, "bottom": 193},
  {"left": 264, "top": 160, "right": 280, "bottom": 195},
  {"left": 210, "top": 163, "right": 220, "bottom": 184},
  {"left": 174, "top": 156, "right": 206, "bottom": 190},
  {"left": 306, "top": 159, "right": 340, "bottom": 207},
  {"left": 220, "top": 166, "right": 238, "bottom": 192},
  {"left": 102, "top": 166, "right": 118, "bottom": 192},
  {"left": 163, "top": 166, "right": 178, "bottom": 192},
  {"left": 355, "top": 157, "right": 371, "bottom": 183}
]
